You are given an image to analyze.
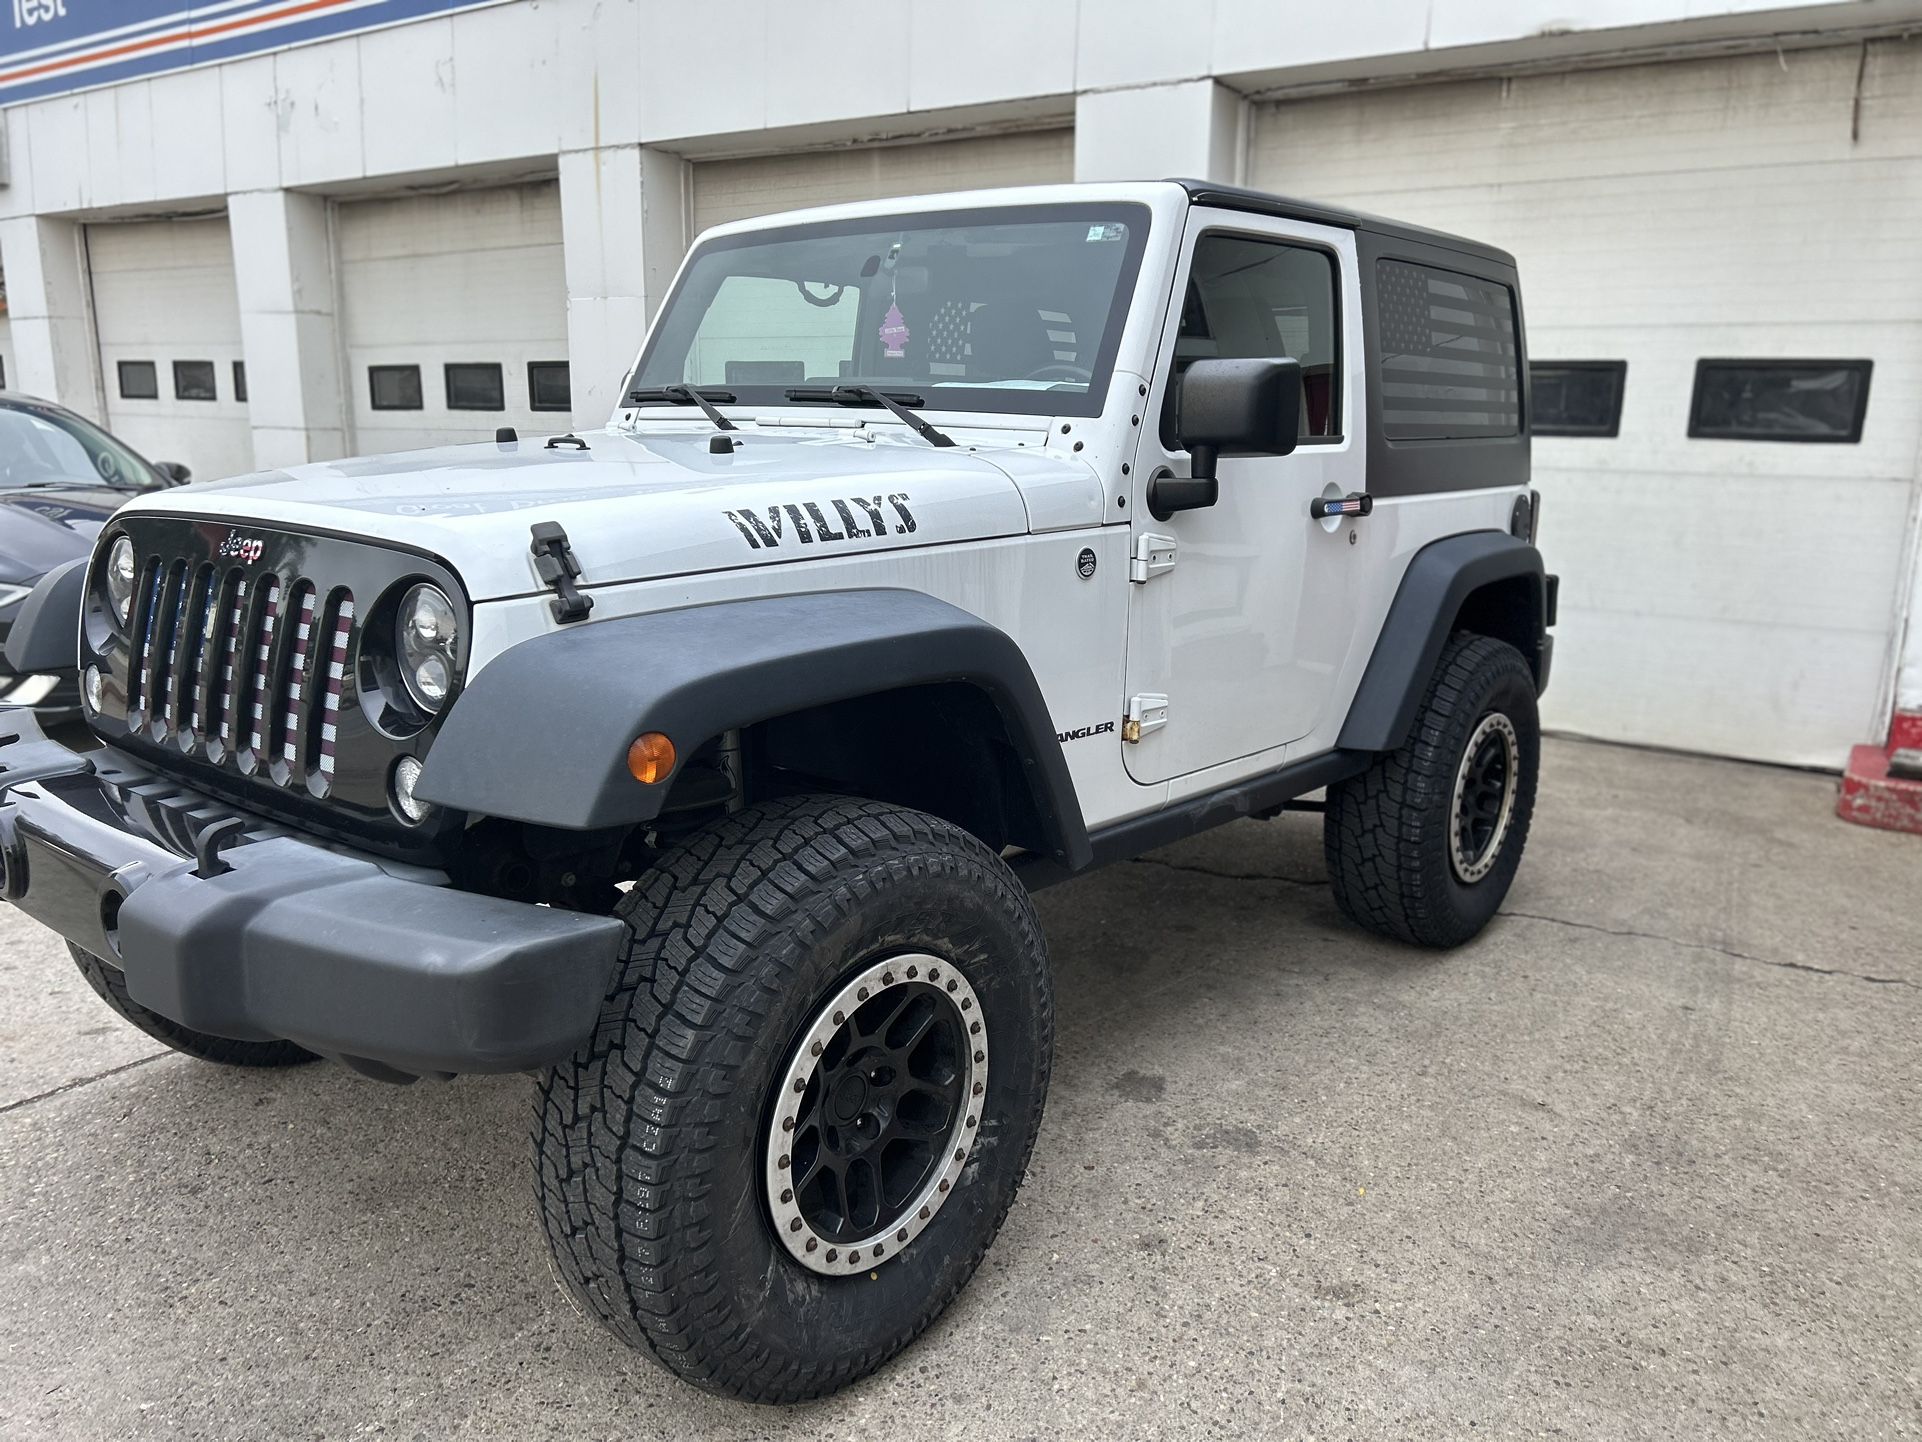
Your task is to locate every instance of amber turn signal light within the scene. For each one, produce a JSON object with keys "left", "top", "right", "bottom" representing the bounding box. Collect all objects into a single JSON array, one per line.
[{"left": 627, "top": 732, "right": 676, "bottom": 784}]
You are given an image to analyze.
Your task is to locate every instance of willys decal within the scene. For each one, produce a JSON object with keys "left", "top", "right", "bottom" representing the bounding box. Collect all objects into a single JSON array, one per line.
[{"left": 724, "top": 494, "right": 916, "bottom": 550}]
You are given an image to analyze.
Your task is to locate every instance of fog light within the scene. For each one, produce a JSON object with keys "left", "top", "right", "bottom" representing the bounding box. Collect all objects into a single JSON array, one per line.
[
  {"left": 391, "top": 755, "right": 432, "bottom": 824},
  {"left": 83, "top": 665, "right": 104, "bottom": 713},
  {"left": 627, "top": 732, "right": 675, "bottom": 785}
]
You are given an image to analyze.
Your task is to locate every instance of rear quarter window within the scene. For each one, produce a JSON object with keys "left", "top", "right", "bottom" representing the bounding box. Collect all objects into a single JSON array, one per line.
[{"left": 1375, "top": 258, "right": 1521, "bottom": 441}]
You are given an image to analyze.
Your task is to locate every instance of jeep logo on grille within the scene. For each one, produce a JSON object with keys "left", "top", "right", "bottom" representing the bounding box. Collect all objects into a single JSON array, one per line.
[{"left": 217, "top": 531, "right": 266, "bottom": 564}]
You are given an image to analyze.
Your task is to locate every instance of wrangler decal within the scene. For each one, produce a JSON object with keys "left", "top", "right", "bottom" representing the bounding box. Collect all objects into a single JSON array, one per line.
[
  {"left": 724, "top": 494, "right": 917, "bottom": 550},
  {"left": 1056, "top": 720, "right": 1116, "bottom": 743}
]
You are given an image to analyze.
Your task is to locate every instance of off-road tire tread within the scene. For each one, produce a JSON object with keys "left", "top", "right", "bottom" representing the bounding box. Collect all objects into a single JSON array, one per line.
[
  {"left": 533, "top": 794, "right": 1052, "bottom": 1403},
  {"left": 1324, "top": 632, "right": 1537, "bottom": 948},
  {"left": 68, "top": 943, "right": 319, "bottom": 1067}
]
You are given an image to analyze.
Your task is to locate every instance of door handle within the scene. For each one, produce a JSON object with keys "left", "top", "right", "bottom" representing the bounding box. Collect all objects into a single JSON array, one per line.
[{"left": 1310, "top": 493, "right": 1373, "bottom": 520}]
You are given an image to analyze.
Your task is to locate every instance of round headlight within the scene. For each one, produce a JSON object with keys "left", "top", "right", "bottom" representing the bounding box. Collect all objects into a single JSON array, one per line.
[
  {"left": 397, "top": 583, "right": 459, "bottom": 712},
  {"left": 106, "top": 536, "right": 136, "bottom": 625}
]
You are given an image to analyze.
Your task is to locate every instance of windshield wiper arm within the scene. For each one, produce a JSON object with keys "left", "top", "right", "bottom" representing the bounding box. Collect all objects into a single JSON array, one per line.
[
  {"left": 784, "top": 385, "right": 954, "bottom": 448},
  {"left": 626, "top": 384, "right": 738, "bottom": 431}
]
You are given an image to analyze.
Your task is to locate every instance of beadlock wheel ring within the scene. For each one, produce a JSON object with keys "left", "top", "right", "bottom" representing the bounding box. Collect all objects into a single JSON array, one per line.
[
  {"left": 1450, "top": 711, "right": 1520, "bottom": 884},
  {"left": 763, "top": 953, "right": 986, "bottom": 1277}
]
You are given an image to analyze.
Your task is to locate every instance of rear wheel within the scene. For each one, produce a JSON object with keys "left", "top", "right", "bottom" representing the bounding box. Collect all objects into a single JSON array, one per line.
[
  {"left": 68, "top": 943, "right": 319, "bottom": 1067},
  {"left": 1324, "top": 632, "right": 1540, "bottom": 948},
  {"left": 534, "top": 795, "right": 1053, "bottom": 1402}
]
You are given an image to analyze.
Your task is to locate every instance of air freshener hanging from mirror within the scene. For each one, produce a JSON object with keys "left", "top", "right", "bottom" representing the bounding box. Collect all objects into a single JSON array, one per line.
[{"left": 878, "top": 242, "right": 909, "bottom": 358}]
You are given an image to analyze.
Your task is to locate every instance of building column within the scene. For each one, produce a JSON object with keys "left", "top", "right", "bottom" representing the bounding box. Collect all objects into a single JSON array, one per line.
[
  {"left": 558, "top": 143, "right": 688, "bottom": 430},
  {"left": 228, "top": 189, "right": 347, "bottom": 471},
  {"left": 1897, "top": 532, "right": 1922, "bottom": 718},
  {"left": 0, "top": 215, "right": 103, "bottom": 421},
  {"left": 1073, "top": 79, "right": 1245, "bottom": 184}
]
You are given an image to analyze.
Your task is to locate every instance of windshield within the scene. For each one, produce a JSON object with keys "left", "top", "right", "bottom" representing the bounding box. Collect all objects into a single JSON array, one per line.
[
  {"left": 631, "top": 203, "right": 1151, "bottom": 419},
  {"left": 0, "top": 406, "right": 163, "bottom": 492}
]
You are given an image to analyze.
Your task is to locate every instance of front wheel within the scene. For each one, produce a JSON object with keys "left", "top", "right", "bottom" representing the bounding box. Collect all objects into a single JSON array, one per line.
[
  {"left": 1324, "top": 632, "right": 1541, "bottom": 948},
  {"left": 534, "top": 795, "right": 1053, "bottom": 1403}
]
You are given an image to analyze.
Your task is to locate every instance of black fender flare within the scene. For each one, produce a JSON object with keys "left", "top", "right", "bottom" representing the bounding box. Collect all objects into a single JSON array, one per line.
[
  {"left": 1338, "top": 531, "right": 1549, "bottom": 754},
  {"left": 3, "top": 557, "right": 87, "bottom": 676},
  {"left": 415, "top": 588, "right": 1092, "bottom": 868}
]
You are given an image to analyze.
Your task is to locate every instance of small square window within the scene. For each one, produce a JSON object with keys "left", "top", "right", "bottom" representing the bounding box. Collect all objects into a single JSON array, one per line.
[
  {"left": 0, "top": 355, "right": 7, "bottom": 388},
  {"left": 445, "top": 362, "right": 505, "bottom": 411},
  {"left": 1530, "top": 361, "right": 1626, "bottom": 437},
  {"left": 173, "top": 360, "right": 217, "bottom": 401},
  {"left": 1689, "top": 360, "right": 1871, "bottom": 443},
  {"left": 527, "top": 361, "right": 571, "bottom": 412},
  {"left": 369, "top": 365, "right": 423, "bottom": 411},
  {"left": 232, "top": 361, "right": 248, "bottom": 404},
  {"left": 118, "top": 360, "right": 159, "bottom": 400}
]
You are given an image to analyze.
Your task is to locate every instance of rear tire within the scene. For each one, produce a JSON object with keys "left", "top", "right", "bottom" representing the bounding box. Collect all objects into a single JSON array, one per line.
[
  {"left": 69, "top": 943, "right": 319, "bottom": 1067},
  {"left": 1324, "top": 632, "right": 1540, "bottom": 948},
  {"left": 534, "top": 795, "right": 1053, "bottom": 1403}
]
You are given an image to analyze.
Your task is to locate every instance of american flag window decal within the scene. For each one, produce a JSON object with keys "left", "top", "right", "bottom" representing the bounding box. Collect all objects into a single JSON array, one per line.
[{"left": 1375, "top": 259, "right": 1520, "bottom": 441}]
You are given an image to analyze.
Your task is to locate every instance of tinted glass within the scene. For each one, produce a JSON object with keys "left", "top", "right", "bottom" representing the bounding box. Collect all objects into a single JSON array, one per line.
[
  {"left": 118, "top": 360, "right": 159, "bottom": 400},
  {"left": 633, "top": 204, "right": 1152, "bottom": 418},
  {"left": 1165, "top": 234, "right": 1340, "bottom": 446},
  {"left": 0, "top": 406, "right": 163, "bottom": 490},
  {"left": 527, "top": 361, "right": 571, "bottom": 412},
  {"left": 1530, "top": 361, "right": 1625, "bottom": 437},
  {"left": 369, "top": 365, "right": 423, "bottom": 411},
  {"left": 174, "top": 360, "right": 217, "bottom": 401},
  {"left": 1375, "top": 259, "right": 1519, "bottom": 441},
  {"left": 446, "top": 362, "right": 505, "bottom": 411},
  {"left": 233, "top": 360, "right": 248, "bottom": 403},
  {"left": 1689, "top": 360, "right": 1871, "bottom": 442}
]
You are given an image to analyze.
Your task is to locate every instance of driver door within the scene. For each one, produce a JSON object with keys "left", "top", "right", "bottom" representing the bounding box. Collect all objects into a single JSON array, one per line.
[{"left": 1124, "top": 211, "right": 1365, "bottom": 786}]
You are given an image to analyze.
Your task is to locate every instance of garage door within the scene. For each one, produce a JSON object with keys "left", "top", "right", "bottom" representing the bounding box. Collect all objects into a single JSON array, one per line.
[
  {"left": 1249, "top": 42, "right": 1922, "bottom": 768},
  {"left": 336, "top": 182, "right": 569, "bottom": 455},
  {"left": 89, "top": 216, "right": 251, "bottom": 483},
  {"left": 688, "top": 129, "right": 1075, "bottom": 237}
]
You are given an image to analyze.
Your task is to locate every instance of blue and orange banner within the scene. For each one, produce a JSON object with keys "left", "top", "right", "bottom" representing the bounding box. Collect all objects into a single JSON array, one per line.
[{"left": 1, "top": 0, "right": 504, "bottom": 106}]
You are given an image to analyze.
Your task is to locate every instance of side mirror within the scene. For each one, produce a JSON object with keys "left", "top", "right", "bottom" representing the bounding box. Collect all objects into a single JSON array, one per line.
[
  {"left": 155, "top": 461, "right": 192, "bottom": 485},
  {"left": 1151, "top": 357, "right": 1303, "bottom": 520},
  {"left": 1179, "top": 356, "right": 1303, "bottom": 476}
]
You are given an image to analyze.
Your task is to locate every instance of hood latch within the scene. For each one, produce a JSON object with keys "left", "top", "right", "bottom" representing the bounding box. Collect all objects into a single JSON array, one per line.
[{"left": 530, "top": 522, "right": 594, "bottom": 624}]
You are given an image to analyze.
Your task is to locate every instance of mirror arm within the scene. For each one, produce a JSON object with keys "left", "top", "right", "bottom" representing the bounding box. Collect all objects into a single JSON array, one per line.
[{"left": 1146, "top": 462, "right": 1219, "bottom": 523}]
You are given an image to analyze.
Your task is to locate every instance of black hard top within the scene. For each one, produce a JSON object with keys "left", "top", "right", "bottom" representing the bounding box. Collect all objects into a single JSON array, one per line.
[{"left": 1169, "top": 179, "right": 1517, "bottom": 270}]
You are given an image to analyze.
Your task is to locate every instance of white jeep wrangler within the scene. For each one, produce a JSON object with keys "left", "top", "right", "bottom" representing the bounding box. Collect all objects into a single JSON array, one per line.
[{"left": 0, "top": 180, "right": 1554, "bottom": 1402}]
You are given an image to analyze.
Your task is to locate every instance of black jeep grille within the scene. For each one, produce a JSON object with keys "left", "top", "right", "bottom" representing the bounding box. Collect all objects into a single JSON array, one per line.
[
  {"left": 84, "top": 514, "right": 464, "bottom": 858},
  {"left": 126, "top": 559, "right": 352, "bottom": 788}
]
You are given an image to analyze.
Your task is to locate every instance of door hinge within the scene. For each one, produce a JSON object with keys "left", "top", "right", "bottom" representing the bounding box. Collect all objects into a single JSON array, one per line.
[
  {"left": 1128, "top": 533, "right": 1178, "bottom": 584},
  {"left": 1122, "top": 693, "right": 1169, "bottom": 743}
]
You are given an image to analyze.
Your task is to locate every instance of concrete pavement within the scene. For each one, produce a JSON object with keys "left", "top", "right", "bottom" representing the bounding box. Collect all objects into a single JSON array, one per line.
[{"left": 1, "top": 737, "right": 1916, "bottom": 1440}]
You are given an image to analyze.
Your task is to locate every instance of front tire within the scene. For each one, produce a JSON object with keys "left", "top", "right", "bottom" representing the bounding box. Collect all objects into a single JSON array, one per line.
[
  {"left": 1324, "top": 632, "right": 1540, "bottom": 948},
  {"left": 534, "top": 795, "right": 1053, "bottom": 1402},
  {"left": 69, "top": 943, "right": 319, "bottom": 1067}
]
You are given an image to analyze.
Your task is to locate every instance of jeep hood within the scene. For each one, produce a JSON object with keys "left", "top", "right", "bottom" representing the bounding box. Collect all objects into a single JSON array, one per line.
[{"left": 115, "top": 426, "right": 1100, "bottom": 602}]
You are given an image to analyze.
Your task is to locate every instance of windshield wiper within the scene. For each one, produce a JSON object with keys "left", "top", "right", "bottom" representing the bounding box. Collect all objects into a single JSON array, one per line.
[
  {"left": 784, "top": 385, "right": 954, "bottom": 448},
  {"left": 626, "top": 384, "right": 738, "bottom": 431}
]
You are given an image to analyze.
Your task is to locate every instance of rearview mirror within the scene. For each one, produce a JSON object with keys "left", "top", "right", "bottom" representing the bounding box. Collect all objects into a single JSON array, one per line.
[
  {"left": 1150, "top": 357, "right": 1303, "bottom": 519},
  {"left": 155, "top": 461, "right": 192, "bottom": 485}
]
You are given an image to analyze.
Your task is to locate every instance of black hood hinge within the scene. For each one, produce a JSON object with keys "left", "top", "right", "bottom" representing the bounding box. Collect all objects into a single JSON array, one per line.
[{"left": 529, "top": 522, "right": 594, "bottom": 624}]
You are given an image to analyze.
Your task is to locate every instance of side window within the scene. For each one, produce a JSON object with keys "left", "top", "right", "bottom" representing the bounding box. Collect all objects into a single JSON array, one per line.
[
  {"left": 1164, "top": 235, "right": 1340, "bottom": 447},
  {"left": 1375, "top": 258, "right": 1519, "bottom": 441}
]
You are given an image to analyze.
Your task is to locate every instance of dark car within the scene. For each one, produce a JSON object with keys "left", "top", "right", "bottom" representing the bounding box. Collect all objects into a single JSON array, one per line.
[{"left": 0, "top": 391, "right": 187, "bottom": 713}]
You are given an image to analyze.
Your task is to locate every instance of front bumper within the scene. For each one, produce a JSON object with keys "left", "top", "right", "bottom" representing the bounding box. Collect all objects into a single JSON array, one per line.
[{"left": 0, "top": 711, "right": 622, "bottom": 1080}]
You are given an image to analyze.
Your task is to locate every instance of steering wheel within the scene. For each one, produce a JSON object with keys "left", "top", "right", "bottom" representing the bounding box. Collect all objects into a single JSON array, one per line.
[
  {"left": 1023, "top": 362, "right": 1092, "bottom": 384},
  {"left": 94, "top": 450, "right": 119, "bottom": 482}
]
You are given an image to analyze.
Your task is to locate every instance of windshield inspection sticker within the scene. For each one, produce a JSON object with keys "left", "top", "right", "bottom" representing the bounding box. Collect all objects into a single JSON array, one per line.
[{"left": 1085, "top": 223, "right": 1126, "bottom": 243}]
